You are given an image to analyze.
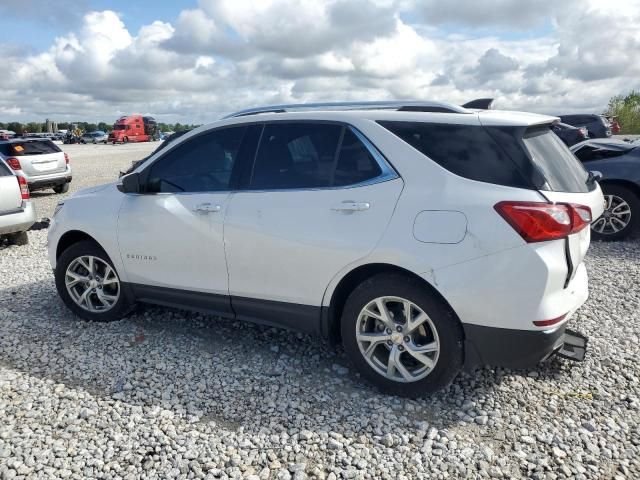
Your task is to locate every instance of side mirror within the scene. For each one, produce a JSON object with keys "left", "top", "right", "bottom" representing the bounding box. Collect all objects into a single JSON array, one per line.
[
  {"left": 589, "top": 170, "right": 603, "bottom": 182},
  {"left": 117, "top": 172, "right": 141, "bottom": 193}
]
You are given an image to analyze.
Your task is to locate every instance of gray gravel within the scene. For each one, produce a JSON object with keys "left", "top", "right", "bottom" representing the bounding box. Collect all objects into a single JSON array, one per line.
[{"left": 1, "top": 143, "right": 639, "bottom": 479}]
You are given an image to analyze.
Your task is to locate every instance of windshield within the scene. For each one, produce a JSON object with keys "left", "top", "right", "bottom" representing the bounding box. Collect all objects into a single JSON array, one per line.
[
  {"left": 523, "top": 128, "right": 590, "bottom": 193},
  {"left": 113, "top": 125, "right": 125, "bottom": 130}
]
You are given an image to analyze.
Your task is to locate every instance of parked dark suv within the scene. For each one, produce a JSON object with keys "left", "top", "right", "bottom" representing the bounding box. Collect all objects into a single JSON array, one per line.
[{"left": 558, "top": 114, "right": 611, "bottom": 138}]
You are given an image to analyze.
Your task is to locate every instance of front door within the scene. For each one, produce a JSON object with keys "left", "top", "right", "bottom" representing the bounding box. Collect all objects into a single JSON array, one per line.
[{"left": 117, "top": 126, "right": 248, "bottom": 316}]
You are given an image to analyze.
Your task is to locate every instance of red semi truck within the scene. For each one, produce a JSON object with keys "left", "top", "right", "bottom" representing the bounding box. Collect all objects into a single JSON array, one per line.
[{"left": 108, "top": 115, "right": 157, "bottom": 144}]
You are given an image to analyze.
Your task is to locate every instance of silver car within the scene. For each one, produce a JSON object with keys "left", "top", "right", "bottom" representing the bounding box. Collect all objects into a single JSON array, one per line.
[
  {"left": 0, "top": 138, "right": 72, "bottom": 193},
  {"left": 81, "top": 131, "right": 108, "bottom": 144},
  {"left": 0, "top": 160, "right": 35, "bottom": 245}
]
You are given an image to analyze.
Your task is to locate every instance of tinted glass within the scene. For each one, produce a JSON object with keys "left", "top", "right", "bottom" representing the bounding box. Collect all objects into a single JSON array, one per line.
[
  {"left": 334, "top": 129, "right": 382, "bottom": 186},
  {"left": 5, "top": 140, "right": 60, "bottom": 156},
  {"left": 378, "top": 121, "right": 530, "bottom": 188},
  {"left": 251, "top": 123, "right": 341, "bottom": 189},
  {"left": 147, "top": 127, "right": 246, "bottom": 193},
  {"left": 522, "top": 128, "right": 589, "bottom": 192},
  {"left": 573, "top": 144, "right": 633, "bottom": 162},
  {"left": 0, "top": 160, "right": 11, "bottom": 176}
]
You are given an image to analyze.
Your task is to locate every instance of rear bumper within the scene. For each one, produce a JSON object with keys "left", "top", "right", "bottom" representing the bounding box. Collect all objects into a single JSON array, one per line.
[
  {"left": 463, "top": 322, "right": 567, "bottom": 370},
  {"left": 24, "top": 166, "right": 72, "bottom": 190},
  {"left": 0, "top": 201, "right": 36, "bottom": 235}
]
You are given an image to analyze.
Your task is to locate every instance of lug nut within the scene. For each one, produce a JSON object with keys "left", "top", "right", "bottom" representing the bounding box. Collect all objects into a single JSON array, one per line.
[
  {"left": 386, "top": 340, "right": 393, "bottom": 346},
  {"left": 398, "top": 345, "right": 404, "bottom": 351},
  {"left": 404, "top": 336, "right": 410, "bottom": 342},
  {"left": 396, "top": 326, "right": 402, "bottom": 332},
  {"left": 386, "top": 328, "right": 392, "bottom": 334}
]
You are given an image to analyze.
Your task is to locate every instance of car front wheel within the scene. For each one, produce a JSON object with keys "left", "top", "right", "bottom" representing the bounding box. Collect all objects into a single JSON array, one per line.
[
  {"left": 591, "top": 185, "right": 638, "bottom": 241},
  {"left": 55, "top": 240, "right": 132, "bottom": 322},
  {"left": 341, "top": 273, "right": 463, "bottom": 396}
]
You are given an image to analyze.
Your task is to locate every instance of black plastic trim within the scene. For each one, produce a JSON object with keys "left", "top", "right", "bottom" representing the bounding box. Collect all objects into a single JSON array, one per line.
[
  {"left": 127, "top": 283, "right": 322, "bottom": 335},
  {"left": 463, "top": 322, "right": 566, "bottom": 371}
]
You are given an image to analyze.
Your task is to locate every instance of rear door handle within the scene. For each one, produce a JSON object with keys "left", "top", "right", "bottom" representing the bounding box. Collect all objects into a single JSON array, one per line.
[
  {"left": 194, "top": 203, "right": 222, "bottom": 214},
  {"left": 331, "top": 201, "right": 370, "bottom": 212}
]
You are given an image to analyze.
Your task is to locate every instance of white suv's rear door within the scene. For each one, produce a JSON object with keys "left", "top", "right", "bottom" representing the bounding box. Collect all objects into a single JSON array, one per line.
[
  {"left": 7, "top": 140, "right": 67, "bottom": 176},
  {"left": 224, "top": 122, "right": 403, "bottom": 331}
]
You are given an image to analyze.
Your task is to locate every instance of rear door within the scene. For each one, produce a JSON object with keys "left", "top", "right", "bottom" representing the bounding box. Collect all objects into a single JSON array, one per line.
[
  {"left": 8, "top": 140, "right": 66, "bottom": 176},
  {"left": 224, "top": 122, "right": 402, "bottom": 332},
  {"left": 0, "top": 162, "right": 21, "bottom": 214},
  {"left": 522, "top": 128, "right": 604, "bottom": 276}
]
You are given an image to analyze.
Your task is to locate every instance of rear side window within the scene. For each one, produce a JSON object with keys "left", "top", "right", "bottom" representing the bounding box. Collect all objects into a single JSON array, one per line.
[
  {"left": 378, "top": 121, "right": 530, "bottom": 188},
  {"left": 334, "top": 129, "right": 382, "bottom": 187},
  {"left": 146, "top": 126, "right": 246, "bottom": 193},
  {"left": 251, "top": 123, "right": 341, "bottom": 189},
  {"left": 522, "top": 128, "right": 589, "bottom": 192},
  {"left": 6, "top": 140, "right": 61, "bottom": 156},
  {"left": 250, "top": 123, "right": 385, "bottom": 190}
]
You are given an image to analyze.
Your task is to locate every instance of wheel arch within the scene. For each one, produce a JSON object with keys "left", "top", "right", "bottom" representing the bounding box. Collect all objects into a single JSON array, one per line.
[
  {"left": 56, "top": 230, "right": 102, "bottom": 260},
  {"left": 321, "top": 262, "right": 463, "bottom": 344}
]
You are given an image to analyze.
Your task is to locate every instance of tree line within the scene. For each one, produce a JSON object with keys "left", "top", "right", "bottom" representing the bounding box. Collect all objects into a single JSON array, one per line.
[
  {"left": 607, "top": 91, "right": 640, "bottom": 135},
  {"left": 0, "top": 121, "right": 200, "bottom": 134}
]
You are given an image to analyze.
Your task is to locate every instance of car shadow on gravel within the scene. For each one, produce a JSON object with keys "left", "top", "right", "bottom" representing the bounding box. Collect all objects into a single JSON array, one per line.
[{"left": 0, "top": 279, "right": 581, "bottom": 437}]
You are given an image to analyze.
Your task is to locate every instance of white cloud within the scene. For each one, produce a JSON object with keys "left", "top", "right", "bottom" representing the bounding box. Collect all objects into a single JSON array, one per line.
[{"left": 2, "top": 1, "right": 640, "bottom": 123}]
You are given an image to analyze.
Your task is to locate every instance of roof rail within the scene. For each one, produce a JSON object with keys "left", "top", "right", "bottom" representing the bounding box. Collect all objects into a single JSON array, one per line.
[{"left": 223, "top": 100, "right": 470, "bottom": 118}]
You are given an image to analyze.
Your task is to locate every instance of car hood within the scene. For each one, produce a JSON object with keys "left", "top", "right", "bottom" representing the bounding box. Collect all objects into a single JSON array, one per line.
[{"left": 70, "top": 182, "right": 114, "bottom": 198}]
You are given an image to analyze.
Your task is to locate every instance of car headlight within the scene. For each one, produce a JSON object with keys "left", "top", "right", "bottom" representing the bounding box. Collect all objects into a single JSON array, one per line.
[{"left": 53, "top": 202, "right": 64, "bottom": 217}]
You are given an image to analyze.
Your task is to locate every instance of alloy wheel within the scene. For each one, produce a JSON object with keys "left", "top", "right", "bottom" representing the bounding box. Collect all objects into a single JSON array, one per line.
[
  {"left": 65, "top": 255, "right": 120, "bottom": 312},
  {"left": 592, "top": 194, "right": 631, "bottom": 235},
  {"left": 356, "top": 296, "right": 440, "bottom": 383}
]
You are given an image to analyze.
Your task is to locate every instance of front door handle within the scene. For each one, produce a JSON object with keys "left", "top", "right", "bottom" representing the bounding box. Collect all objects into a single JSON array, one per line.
[
  {"left": 194, "top": 203, "right": 222, "bottom": 214},
  {"left": 331, "top": 201, "right": 370, "bottom": 212}
]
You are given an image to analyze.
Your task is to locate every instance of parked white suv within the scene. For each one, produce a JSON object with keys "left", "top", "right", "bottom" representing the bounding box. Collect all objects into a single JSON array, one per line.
[
  {"left": 0, "top": 138, "right": 72, "bottom": 194},
  {"left": 0, "top": 161, "right": 35, "bottom": 245},
  {"left": 48, "top": 101, "right": 604, "bottom": 395}
]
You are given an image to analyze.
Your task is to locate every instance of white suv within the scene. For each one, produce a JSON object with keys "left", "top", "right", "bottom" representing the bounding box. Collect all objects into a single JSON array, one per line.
[{"left": 48, "top": 101, "right": 604, "bottom": 395}]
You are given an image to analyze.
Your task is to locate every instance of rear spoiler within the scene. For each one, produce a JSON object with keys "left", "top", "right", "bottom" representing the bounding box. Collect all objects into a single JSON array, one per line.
[{"left": 462, "top": 98, "right": 494, "bottom": 110}]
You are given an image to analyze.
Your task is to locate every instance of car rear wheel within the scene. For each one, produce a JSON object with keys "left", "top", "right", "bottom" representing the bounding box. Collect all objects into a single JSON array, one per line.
[
  {"left": 53, "top": 182, "right": 69, "bottom": 194},
  {"left": 591, "top": 185, "right": 638, "bottom": 241},
  {"left": 341, "top": 273, "right": 463, "bottom": 396},
  {"left": 55, "top": 240, "right": 132, "bottom": 322}
]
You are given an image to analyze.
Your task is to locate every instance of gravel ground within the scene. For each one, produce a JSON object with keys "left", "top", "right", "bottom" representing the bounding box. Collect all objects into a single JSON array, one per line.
[{"left": 0, "top": 143, "right": 639, "bottom": 479}]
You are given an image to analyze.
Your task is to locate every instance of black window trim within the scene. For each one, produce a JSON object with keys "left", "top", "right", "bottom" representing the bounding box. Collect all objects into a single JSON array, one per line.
[{"left": 242, "top": 119, "right": 399, "bottom": 193}]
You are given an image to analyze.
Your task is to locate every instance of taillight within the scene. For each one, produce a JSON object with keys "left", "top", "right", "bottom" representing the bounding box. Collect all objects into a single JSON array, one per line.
[
  {"left": 64, "top": 152, "right": 70, "bottom": 164},
  {"left": 568, "top": 203, "right": 592, "bottom": 234},
  {"left": 17, "top": 176, "right": 29, "bottom": 200},
  {"left": 6, "top": 157, "right": 21, "bottom": 170},
  {"left": 495, "top": 201, "right": 592, "bottom": 243}
]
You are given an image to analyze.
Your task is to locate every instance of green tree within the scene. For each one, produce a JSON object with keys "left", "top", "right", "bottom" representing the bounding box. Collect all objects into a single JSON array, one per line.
[
  {"left": 6, "top": 122, "right": 23, "bottom": 133},
  {"left": 606, "top": 91, "right": 640, "bottom": 134}
]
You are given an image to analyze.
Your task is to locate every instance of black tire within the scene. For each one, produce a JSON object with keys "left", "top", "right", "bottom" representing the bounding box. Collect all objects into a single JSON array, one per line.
[
  {"left": 591, "top": 184, "right": 639, "bottom": 241},
  {"left": 55, "top": 240, "right": 133, "bottom": 322},
  {"left": 341, "top": 273, "right": 463, "bottom": 397},
  {"left": 123, "top": 136, "right": 129, "bottom": 143},
  {"left": 53, "top": 182, "right": 70, "bottom": 194},
  {"left": 7, "top": 231, "right": 28, "bottom": 246}
]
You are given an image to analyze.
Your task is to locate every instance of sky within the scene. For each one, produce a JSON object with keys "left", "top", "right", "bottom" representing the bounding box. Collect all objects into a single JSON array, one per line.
[{"left": 0, "top": 0, "right": 639, "bottom": 124}]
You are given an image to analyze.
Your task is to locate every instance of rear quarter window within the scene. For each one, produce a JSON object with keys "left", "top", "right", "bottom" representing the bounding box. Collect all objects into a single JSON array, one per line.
[
  {"left": 0, "top": 160, "right": 12, "bottom": 176},
  {"left": 377, "top": 121, "right": 531, "bottom": 188}
]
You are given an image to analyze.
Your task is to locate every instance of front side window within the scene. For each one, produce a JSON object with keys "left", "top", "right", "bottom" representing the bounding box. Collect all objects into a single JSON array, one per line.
[{"left": 146, "top": 126, "right": 246, "bottom": 193}]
